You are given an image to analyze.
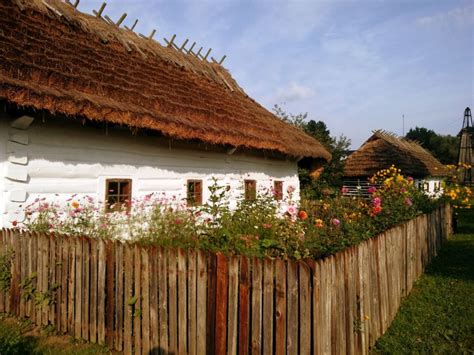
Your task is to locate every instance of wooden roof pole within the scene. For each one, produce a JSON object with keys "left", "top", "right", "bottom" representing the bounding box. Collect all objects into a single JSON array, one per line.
[{"left": 93, "top": 2, "right": 106, "bottom": 17}]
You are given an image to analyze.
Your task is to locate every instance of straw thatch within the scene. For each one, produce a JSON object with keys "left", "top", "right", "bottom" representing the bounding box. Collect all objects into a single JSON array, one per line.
[
  {"left": 343, "top": 130, "right": 447, "bottom": 178},
  {"left": 0, "top": 0, "right": 331, "bottom": 161}
]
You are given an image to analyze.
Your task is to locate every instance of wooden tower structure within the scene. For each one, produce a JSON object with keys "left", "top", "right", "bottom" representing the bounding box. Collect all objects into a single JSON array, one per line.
[{"left": 458, "top": 107, "right": 473, "bottom": 185}]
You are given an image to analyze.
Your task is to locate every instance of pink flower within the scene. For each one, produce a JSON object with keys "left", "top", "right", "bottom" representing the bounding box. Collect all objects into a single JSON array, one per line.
[
  {"left": 287, "top": 205, "right": 297, "bottom": 215},
  {"left": 262, "top": 223, "right": 273, "bottom": 229},
  {"left": 287, "top": 186, "right": 295, "bottom": 194},
  {"left": 368, "top": 186, "right": 377, "bottom": 194},
  {"left": 404, "top": 198, "right": 413, "bottom": 207},
  {"left": 331, "top": 218, "right": 340, "bottom": 226},
  {"left": 341, "top": 186, "right": 349, "bottom": 194},
  {"left": 372, "top": 197, "right": 382, "bottom": 206}
]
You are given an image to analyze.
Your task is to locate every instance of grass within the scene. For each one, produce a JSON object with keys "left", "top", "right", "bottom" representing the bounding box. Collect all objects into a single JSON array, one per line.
[
  {"left": 372, "top": 208, "right": 474, "bottom": 354},
  {"left": 0, "top": 316, "right": 109, "bottom": 354}
]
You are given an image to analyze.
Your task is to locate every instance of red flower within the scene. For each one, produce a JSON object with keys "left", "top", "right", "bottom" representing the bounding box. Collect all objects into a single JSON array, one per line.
[
  {"left": 372, "top": 205, "right": 382, "bottom": 215},
  {"left": 11, "top": 221, "right": 18, "bottom": 227},
  {"left": 298, "top": 210, "right": 308, "bottom": 220}
]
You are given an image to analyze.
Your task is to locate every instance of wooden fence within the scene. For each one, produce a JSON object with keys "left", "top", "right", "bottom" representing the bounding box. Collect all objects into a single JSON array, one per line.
[{"left": 0, "top": 205, "right": 452, "bottom": 354}]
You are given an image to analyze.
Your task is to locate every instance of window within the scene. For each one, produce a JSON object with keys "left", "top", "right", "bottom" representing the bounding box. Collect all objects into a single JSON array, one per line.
[
  {"left": 187, "top": 180, "right": 203, "bottom": 206},
  {"left": 244, "top": 180, "right": 257, "bottom": 200},
  {"left": 105, "top": 179, "right": 132, "bottom": 212},
  {"left": 274, "top": 181, "right": 283, "bottom": 200}
]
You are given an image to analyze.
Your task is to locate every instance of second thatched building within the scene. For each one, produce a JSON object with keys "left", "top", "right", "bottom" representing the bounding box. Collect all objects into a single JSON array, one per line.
[{"left": 343, "top": 131, "right": 446, "bottom": 197}]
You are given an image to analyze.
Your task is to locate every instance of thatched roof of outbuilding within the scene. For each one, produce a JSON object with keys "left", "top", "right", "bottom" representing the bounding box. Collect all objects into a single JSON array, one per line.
[
  {"left": 0, "top": 0, "right": 331, "bottom": 161},
  {"left": 343, "top": 130, "right": 447, "bottom": 178}
]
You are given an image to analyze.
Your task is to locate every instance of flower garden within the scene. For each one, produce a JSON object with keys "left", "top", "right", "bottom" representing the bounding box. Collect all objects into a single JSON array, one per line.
[{"left": 14, "top": 165, "right": 472, "bottom": 260}]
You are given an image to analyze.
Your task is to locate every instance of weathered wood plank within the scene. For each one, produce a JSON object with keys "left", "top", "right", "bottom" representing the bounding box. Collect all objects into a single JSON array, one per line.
[
  {"left": 319, "top": 257, "right": 331, "bottom": 355},
  {"left": 74, "top": 237, "right": 82, "bottom": 337},
  {"left": 187, "top": 250, "right": 197, "bottom": 355},
  {"left": 0, "top": 230, "right": 4, "bottom": 313},
  {"left": 89, "top": 238, "right": 97, "bottom": 342},
  {"left": 149, "top": 247, "right": 159, "bottom": 353},
  {"left": 344, "top": 248, "right": 356, "bottom": 355},
  {"left": 142, "top": 248, "right": 151, "bottom": 355},
  {"left": 158, "top": 247, "right": 169, "bottom": 353},
  {"left": 54, "top": 235, "right": 62, "bottom": 329},
  {"left": 215, "top": 253, "right": 229, "bottom": 354},
  {"left": 378, "top": 234, "right": 389, "bottom": 333},
  {"left": 82, "top": 238, "right": 90, "bottom": 341},
  {"left": 105, "top": 241, "right": 115, "bottom": 349},
  {"left": 197, "top": 251, "right": 207, "bottom": 355},
  {"left": 27, "top": 233, "right": 34, "bottom": 320},
  {"left": 330, "top": 255, "right": 339, "bottom": 355},
  {"left": 123, "top": 244, "right": 134, "bottom": 355},
  {"left": 10, "top": 229, "right": 21, "bottom": 316},
  {"left": 97, "top": 239, "right": 106, "bottom": 344},
  {"left": 250, "top": 258, "right": 262, "bottom": 354},
  {"left": 67, "top": 238, "right": 75, "bottom": 335},
  {"left": 36, "top": 233, "right": 44, "bottom": 324},
  {"left": 227, "top": 256, "right": 239, "bottom": 355},
  {"left": 168, "top": 249, "right": 178, "bottom": 354},
  {"left": 177, "top": 249, "right": 187, "bottom": 355},
  {"left": 115, "top": 242, "right": 124, "bottom": 351},
  {"left": 287, "top": 259, "right": 299, "bottom": 354},
  {"left": 338, "top": 251, "right": 347, "bottom": 355},
  {"left": 262, "top": 258, "right": 274, "bottom": 355},
  {"left": 299, "top": 261, "right": 311, "bottom": 355},
  {"left": 19, "top": 232, "right": 26, "bottom": 318},
  {"left": 238, "top": 256, "right": 250, "bottom": 355},
  {"left": 134, "top": 245, "right": 142, "bottom": 355},
  {"left": 206, "top": 253, "right": 217, "bottom": 355},
  {"left": 274, "top": 259, "right": 286, "bottom": 355}
]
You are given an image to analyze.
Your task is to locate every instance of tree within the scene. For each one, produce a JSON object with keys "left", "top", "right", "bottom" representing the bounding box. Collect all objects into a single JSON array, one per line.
[
  {"left": 273, "top": 105, "right": 351, "bottom": 198},
  {"left": 405, "top": 127, "right": 459, "bottom": 164}
]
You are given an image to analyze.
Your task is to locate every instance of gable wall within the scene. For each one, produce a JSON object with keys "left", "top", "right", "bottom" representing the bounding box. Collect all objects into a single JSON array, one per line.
[{"left": 0, "top": 116, "right": 300, "bottom": 228}]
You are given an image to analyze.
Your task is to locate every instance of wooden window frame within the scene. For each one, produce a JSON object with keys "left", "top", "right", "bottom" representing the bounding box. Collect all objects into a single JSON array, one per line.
[
  {"left": 274, "top": 180, "right": 283, "bottom": 201},
  {"left": 187, "top": 180, "right": 203, "bottom": 207},
  {"left": 244, "top": 179, "right": 257, "bottom": 201},
  {"left": 105, "top": 179, "right": 132, "bottom": 212}
]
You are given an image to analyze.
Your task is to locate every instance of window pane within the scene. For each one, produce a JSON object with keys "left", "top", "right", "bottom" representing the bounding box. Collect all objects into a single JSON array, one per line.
[
  {"left": 120, "top": 181, "right": 131, "bottom": 195},
  {"left": 106, "top": 179, "right": 132, "bottom": 212},
  {"left": 245, "top": 180, "right": 256, "bottom": 200},
  {"left": 187, "top": 180, "right": 203, "bottom": 206},
  {"left": 108, "top": 181, "right": 119, "bottom": 195},
  {"left": 274, "top": 181, "right": 283, "bottom": 200}
]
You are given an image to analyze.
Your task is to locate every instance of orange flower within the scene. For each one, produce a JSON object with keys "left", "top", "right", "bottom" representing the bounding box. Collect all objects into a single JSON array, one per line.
[
  {"left": 71, "top": 201, "right": 80, "bottom": 209},
  {"left": 298, "top": 210, "right": 308, "bottom": 220},
  {"left": 315, "top": 219, "right": 324, "bottom": 228}
]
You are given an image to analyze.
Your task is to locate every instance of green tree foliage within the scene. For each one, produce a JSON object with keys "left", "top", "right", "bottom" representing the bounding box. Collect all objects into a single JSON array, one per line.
[
  {"left": 273, "top": 105, "right": 351, "bottom": 198},
  {"left": 405, "top": 127, "right": 459, "bottom": 164}
]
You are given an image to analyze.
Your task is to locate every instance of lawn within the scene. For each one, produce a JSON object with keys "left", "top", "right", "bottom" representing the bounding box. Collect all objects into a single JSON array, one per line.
[
  {"left": 372, "top": 208, "right": 474, "bottom": 354},
  {"left": 0, "top": 316, "right": 108, "bottom": 354}
]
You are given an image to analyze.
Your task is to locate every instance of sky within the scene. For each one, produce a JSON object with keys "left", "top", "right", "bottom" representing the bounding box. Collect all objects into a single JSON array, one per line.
[{"left": 78, "top": 0, "right": 473, "bottom": 148}]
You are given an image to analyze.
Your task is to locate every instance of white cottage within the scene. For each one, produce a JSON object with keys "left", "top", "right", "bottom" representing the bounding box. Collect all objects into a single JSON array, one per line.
[
  {"left": 342, "top": 130, "right": 446, "bottom": 197},
  {"left": 0, "top": 0, "right": 331, "bottom": 227}
]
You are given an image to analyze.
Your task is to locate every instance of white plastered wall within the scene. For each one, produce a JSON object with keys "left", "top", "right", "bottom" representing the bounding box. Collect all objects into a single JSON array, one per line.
[{"left": 0, "top": 116, "right": 300, "bottom": 228}]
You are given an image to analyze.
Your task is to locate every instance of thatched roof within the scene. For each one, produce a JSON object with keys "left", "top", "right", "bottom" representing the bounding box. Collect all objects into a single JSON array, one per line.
[
  {"left": 0, "top": 0, "right": 331, "bottom": 161},
  {"left": 343, "top": 130, "right": 447, "bottom": 178}
]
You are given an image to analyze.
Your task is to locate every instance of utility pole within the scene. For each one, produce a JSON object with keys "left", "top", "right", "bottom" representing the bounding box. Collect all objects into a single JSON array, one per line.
[{"left": 402, "top": 114, "right": 405, "bottom": 136}]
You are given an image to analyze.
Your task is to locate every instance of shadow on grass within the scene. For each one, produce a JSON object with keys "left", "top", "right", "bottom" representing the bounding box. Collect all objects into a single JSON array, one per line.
[
  {"left": 372, "top": 206, "right": 474, "bottom": 354},
  {"left": 426, "top": 208, "right": 474, "bottom": 282}
]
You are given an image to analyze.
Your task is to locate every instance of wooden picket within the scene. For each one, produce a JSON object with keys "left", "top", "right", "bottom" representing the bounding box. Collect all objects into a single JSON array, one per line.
[{"left": 0, "top": 205, "right": 452, "bottom": 354}]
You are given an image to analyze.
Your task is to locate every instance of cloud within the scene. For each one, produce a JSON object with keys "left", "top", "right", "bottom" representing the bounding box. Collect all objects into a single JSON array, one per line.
[
  {"left": 275, "top": 82, "right": 314, "bottom": 103},
  {"left": 416, "top": 4, "right": 474, "bottom": 27}
]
